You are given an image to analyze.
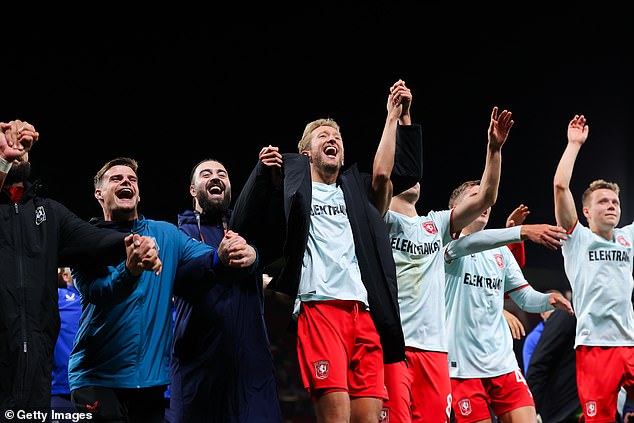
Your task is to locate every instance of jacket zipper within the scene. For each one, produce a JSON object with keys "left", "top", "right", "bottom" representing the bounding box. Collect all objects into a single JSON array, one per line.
[{"left": 14, "top": 203, "right": 29, "bottom": 403}]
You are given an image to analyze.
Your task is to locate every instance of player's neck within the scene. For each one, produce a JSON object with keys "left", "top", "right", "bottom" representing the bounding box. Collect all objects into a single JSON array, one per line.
[
  {"left": 590, "top": 223, "right": 614, "bottom": 241},
  {"left": 389, "top": 197, "right": 417, "bottom": 217}
]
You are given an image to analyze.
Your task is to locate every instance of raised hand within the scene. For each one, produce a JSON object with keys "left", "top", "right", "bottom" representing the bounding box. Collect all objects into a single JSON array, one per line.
[
  {"left": 506, "top": 204, "right": 530, "bottom": 228},
  {"left": 567, "top": 114, "right": 589, "bottom": 146},
  {"left": 488, "top": 106, "right": 514, "bottom": 150},
  {"left": 1, "top": 120, "right": 40, "bottom": 161},
  {"left": 259, "top": 145, "right": 283, "bottom": 168},
  {"left": 387, "top": 79, "right": 412, "bottom": 125},
  {"left": 520, "top": 224, "right": 568, "bottom": 251}
]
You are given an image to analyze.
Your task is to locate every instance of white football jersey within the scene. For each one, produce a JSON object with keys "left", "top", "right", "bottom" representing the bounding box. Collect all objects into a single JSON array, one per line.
[
  {"left": 561, "top": 221, "right": 634, "bottom": 348},
  {"left": 385, "top": 209, "right": 454, "bottom": 352}
]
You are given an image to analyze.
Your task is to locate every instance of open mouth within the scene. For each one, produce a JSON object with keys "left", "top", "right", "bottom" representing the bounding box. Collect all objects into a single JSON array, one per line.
[
  {"left": 117, "top": 188, "right": 134, "bottom": 199},
  {"left": 207, "top": 182, "right": 225, "bottom": 196},
  {"left": 324, "top": 145, "right": 337, "bottom": 159}
]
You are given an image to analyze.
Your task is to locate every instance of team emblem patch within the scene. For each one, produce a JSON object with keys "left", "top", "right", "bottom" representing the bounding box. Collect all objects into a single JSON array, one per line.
[
  {"left": 617, "top": 235, "right": 631, "bottom": 247},
  {"left": 314, "top": 360, "right": 330, "bottom": 379},
  {"left": 493, "top": 253, "right": 504, "bottom": 268},
  {"left": 422, "top": 221, "right": 438, "bottom": 234},
  {"left": 35, "top": 206, "right": 47, "bottom": 225},
  {"left": 458, "top": 398, "right": 472, "bottom": 416},
  {"left": 379, "top": 407, "right": 389, "bottom": 423},
  {"left": 585, "top": 401, "right": 597, "bottom": 417}
]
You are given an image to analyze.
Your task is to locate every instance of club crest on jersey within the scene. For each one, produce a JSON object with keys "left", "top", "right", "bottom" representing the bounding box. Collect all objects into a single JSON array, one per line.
[
  {"left": 35, "top": 206, "right": 46, "bottom": 225},
  {"left": 493, "top": 254, "right": 504, "bottom": 268},
  {"left": 585, "top": 401, "right": 597, "bottom": 417},
  {"left": 617, "top": 235, "right": 631, "bottom": 247},
  {"left": 458, "top": 398, "right": 472, "bottom": 416},
  {"left": 422, "top": 221, "right": 438, "bottom": 234},
  {"left": 314, "top": 360, "right": 330, "bottom": 379},
  {"left": 379, "top": 408, "right": 389, "bottom": 423}
]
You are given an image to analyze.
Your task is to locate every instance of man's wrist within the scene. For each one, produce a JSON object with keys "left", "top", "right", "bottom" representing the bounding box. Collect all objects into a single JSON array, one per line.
[{"left": 0, "top": 155, "right": 12, "bottom": 173}]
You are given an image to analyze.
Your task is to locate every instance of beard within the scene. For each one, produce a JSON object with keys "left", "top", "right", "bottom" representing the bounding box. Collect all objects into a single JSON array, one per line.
[
  {"left": 4, "top": 161, "right": 31, "bottom": 185},
  {"left": 196, "top": 189, "right": 231, "bottom": 217}
]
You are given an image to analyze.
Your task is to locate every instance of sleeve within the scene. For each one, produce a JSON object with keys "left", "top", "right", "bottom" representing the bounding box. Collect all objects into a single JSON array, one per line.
[
  {"left": 173, "top": 233, "right": 260, "bottom": 298},
  {"left": 229, "top": 158, "right": 286, "bottom": 267},
  {"left": 444, "top": 226, "right": 522, "bottom": 263},
  {"left": 522, "top": 324, "right": 541, "bottom": 373},
  {"left": 56, "top": 201, "right": 127, "bottom": 267},
  {"left": 508, "top": 285, "right": 553, "bottom": 313},
  {"left": 391, "top": 123, "right": 422, "bottom": 196},
  {"left": 72, "top": 262, "right": 139, "bottom": 305},
  {"left": 504, "top": 249, "right": 553, "bottom": 313}
]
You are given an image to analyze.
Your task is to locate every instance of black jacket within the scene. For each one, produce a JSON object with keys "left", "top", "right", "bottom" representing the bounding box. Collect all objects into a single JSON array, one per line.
[
  {"left": 0, "top": 182, "right": 127, "bottom": 412},
  {"left": 230, "top": 124, "right": 422, "bottom": 364},
  {"left": 526, "top": 308, "right": 580, "bottom": 423}
]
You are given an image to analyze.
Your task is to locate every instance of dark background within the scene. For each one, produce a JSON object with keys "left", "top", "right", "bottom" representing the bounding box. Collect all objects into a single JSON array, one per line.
[
  {"left": 3, "top": 5, "right": 631, "bottom": 419},
  {"left": 5, "top": 6, "right": 632, "bottom": 287},
  {"left": 3, "top": 9, "right": 632, "bottom": 287}
]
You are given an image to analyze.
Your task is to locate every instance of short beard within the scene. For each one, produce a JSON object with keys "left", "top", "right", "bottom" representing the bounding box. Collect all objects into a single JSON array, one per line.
[{"left": 4, "top": 162, "right": 31, "bottom": 185}]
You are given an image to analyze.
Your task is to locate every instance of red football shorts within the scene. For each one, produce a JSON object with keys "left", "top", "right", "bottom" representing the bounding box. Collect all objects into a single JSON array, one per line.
[
  {"left": 451, "top": 369, "right": 534, "bottom": 423},
  {"left": 296, "top": 300, "right": 387, "bottom": 400},
  {"left": 383, "top": 348, "right": 451, "bottom": 422},
  {"left": 576, "top": 345, "right": 634, "bottom": 422}
]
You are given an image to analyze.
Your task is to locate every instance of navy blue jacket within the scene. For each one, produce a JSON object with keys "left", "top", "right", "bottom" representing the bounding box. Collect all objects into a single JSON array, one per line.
[{"left": 169, "top": 209, "right": 281, "bottom": 423}]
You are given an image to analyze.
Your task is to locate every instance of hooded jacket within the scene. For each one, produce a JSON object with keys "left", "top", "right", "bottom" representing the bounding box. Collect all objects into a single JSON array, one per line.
[{"left": 0, "top": 182, "right": 127, "bottom": 411}]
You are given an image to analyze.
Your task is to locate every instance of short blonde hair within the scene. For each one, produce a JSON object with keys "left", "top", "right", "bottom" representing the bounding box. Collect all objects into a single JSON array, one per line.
[
  {"left": 582, "top": 179, "right": 620, "bottom": 207},
  {"left": 448, "top": 180, "right": 481, "bottom": 209},
  {"left": 297, "top": 118, "right": 340, "bottom": 152}
]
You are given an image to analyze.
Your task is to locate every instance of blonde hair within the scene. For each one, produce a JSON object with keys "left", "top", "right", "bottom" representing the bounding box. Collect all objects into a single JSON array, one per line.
[
  {"left": 582, "top": 179, "right": 620, "bottom": 207},
  {"left": 448, "top": 180, "right": 481, "bottom": 209},
  {"left": 297, "top": 118, "right": 340, "bottom": 152},
  {"left": 94, "top": 157, "right": 139, "bottom": 189}
]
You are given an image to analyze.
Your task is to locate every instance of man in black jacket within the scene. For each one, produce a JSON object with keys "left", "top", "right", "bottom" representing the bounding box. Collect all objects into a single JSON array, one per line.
[
  {"left": 231, "top": 80, "right": 421, "bottom": 422},
  {"left": 526, "top": 308, "right": 581, "bottom": 422},
  {"left": 0, "top": 120, "right": 160, "bottom": 418}
]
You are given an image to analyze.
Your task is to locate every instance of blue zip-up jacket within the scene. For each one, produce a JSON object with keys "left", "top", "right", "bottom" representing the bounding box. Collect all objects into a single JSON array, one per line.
[{"left": 68, "top": 215, "right": 215, "bottom": 390}]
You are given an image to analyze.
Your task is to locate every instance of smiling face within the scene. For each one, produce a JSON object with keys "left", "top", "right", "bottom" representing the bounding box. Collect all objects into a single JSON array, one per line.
[
  {"left": 298, "top": 119, "right": 345, "bottom": 184},
  {"left": 303, "top": 125, "right": 344, "bottom": 182},
  {"left": 583, "top": 188, "right": 621, "bottom": 232},
  {"left": 190, "top": 160, "right": 231, "bottom": 215},
  {"left": 94, "top": 163, "right": 140, "bottom": 222}
]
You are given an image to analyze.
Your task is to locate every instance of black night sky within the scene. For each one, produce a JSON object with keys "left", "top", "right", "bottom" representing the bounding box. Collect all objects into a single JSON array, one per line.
[{"left": 4, "top": 6, "right": 633, "bottom": 290}]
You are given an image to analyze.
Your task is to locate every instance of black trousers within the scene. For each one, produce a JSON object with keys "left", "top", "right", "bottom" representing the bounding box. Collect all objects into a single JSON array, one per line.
[{"left": 71, "top": 386, "right": 166, "bottom": 423}]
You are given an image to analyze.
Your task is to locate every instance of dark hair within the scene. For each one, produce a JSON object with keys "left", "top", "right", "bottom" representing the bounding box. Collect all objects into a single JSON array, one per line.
[
  {"left": 189, "top": 158, "right": 225, "bottom": 185},
  {"left": 94, "top": 157, "right": 138, "bottom": 189}
]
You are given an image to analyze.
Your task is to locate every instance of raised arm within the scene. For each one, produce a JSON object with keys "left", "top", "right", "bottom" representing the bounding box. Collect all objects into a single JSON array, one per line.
[
  {"left": 1, "top": 120, "right": 39, "bottom": 188},
  {"left": 371, "top": 79, "right": 412, "bottom": 216},
  {"left": 451, "top": 107, "right": 514, "bottom": 232},
  {"left": 553, "top": 115, "right": 588, "bottom": 231}
]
